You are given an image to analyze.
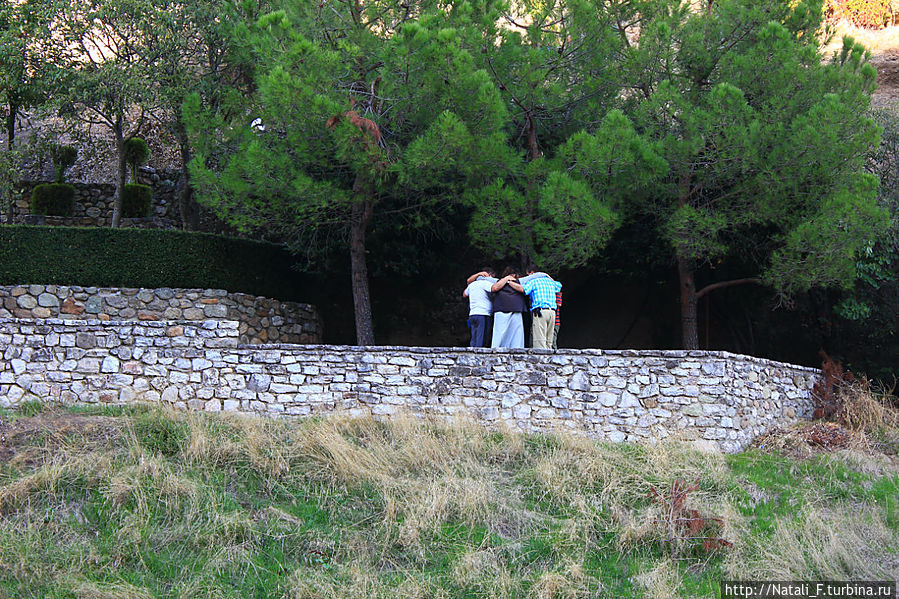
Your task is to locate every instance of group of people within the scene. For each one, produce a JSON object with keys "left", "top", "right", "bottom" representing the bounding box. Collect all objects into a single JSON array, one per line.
[{"left": 463, "top": 266, "right": 562, "bottom": 350}]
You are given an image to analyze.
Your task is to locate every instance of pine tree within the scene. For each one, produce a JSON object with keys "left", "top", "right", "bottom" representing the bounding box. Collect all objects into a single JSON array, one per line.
[
  {"left": 185, "top": 1, "right": 509, "bottom": 345},
  {"left": 619, "top": 0, "right": 886, "bottom": 348}
]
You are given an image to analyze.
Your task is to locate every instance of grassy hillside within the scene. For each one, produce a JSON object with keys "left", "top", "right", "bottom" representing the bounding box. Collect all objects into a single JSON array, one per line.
[{"left": 0, "top": 404, "right": 896, "bottom": 599}]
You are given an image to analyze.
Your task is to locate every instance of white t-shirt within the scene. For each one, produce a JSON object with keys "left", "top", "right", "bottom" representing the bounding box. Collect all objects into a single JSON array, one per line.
[{"left": 464, "top": 279, "right": 494, "bottom": 316}]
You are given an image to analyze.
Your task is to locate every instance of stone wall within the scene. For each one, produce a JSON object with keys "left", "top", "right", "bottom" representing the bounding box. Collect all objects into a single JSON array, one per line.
[
  {"left": 0, "top": 318, "right": 820, "bottom": 452},
  {"left": 17, "top": 168, "right": 180, "bottom": 227},
  {"left": 0, "top": 286, "right": 321, "bottom": 345}
]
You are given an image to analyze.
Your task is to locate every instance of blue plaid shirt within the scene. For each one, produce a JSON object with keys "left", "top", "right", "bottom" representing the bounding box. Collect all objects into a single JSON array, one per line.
[{"left": 522, "top": 277, "right": 562, "bottom": 310}]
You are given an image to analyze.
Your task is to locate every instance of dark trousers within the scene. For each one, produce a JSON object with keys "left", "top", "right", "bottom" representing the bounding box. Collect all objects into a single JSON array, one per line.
[{"left": 469, "top": 315, "right": 491, "bottom": 347}]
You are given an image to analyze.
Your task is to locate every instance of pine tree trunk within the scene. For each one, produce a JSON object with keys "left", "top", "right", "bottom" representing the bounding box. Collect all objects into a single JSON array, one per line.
[
  {"left": 350, "top": 198, "right": 375, "bottom": 346},
  {"left": 675, "top": 167, "right": 699, "bottom": 349},
  {"left": 525, "top": 112, "right": 540, "bottom": 161},
  {"left": 175, "top": 120, "right": 199, "bottom": 231},
  {"left": 5, "top": 98, "right": 17, "bottom": 224},
  {"left": 111, "top": 120, "right": 125, "bottom": 228},
  {"left": 678, "top": 254, "right": 699, "bottom": 350}
]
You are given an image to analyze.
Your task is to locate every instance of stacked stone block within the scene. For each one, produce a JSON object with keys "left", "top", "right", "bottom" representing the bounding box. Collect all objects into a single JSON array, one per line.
[
  {"left": 0, "top": 318, "right": 819, "bottom": 452},
  {"left": 0, "top": 286, "right": 321, "bottom": 345}
]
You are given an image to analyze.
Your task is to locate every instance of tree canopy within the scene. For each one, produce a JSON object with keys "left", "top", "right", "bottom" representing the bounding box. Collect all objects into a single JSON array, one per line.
[
  {"left": 186, "top": 0, "right": 511, "bottom": 344},
  {"left": 2, "top": 0, "right": 890, "bottom": 356}
]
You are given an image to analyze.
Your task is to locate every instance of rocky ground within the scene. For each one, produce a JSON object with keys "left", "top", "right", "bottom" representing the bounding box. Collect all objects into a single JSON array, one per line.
[{"left": 871, "top": 50, "right": 899, "bottom": 107}]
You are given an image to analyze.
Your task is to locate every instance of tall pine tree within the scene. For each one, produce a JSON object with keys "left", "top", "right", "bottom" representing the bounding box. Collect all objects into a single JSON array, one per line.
[{"left": 185, "top": 1, "right": 509, "bottom": 344}]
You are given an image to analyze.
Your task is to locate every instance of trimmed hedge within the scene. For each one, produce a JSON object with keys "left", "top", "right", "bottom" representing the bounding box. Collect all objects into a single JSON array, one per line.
[
  {"left": 31, "top": 184, "right": 76, "bottom": 216},
  {"left": 0, "top": 226, "right": 315, "bottom": 302},
  {"left": 122, "top": 184, "right": 153, "bottom": 218}
]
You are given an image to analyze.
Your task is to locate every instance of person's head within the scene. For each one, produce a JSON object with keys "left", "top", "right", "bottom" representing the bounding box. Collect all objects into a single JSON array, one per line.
[
  {"left": 480, "top": 266, "right": 496, "bottom": 277},
  {"left": 524, "top": 264, "right": 538, "bottom": 275},
  {"left": 501, "top": 265, "right": 516, "bottom": 278}
]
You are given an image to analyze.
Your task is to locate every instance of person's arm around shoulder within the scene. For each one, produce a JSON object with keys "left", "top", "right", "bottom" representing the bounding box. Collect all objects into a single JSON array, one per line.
[
  {"left": 491, "top": 275, "right": 514, "bottom": 293},
  {"left": 520, "top": 277, "right": 535, "bottom": 296},
  {"left": 518, "top": 272, "right": 550, "bottom": 285},
  {"left": 507, "top": 280, "right": 524, "bottom": 293},
  {"left": 467, "top": 271, "right": 492, "bottom": 285}
]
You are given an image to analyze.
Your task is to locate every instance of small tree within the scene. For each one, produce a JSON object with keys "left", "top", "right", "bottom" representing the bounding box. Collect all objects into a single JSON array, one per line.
[
  {"left": 54, "top": 0, "right": 160, "bottom": 228},
  {"left": 124, "top": 137, "right": 149, "bottom": 182},
  {"left": 49, "top": 144, "right": 77, "bottom": 183},
  {"left": 121, "top": 137, "right": 152, "bottom": 217},
  {"left": 0, "top": 0, "right": 58, "bottom": 222}
]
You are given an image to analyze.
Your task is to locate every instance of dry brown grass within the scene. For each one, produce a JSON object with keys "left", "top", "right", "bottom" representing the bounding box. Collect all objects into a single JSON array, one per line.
[
  {"left": 634, "top": 559, "right": 683, "bottom": 599},
  {"left": 727, "top": 505, "right": 899, "bottom": 580},
  {"left": 70, "top": 580, "right": 155, "bottom": 599},
  {"left": 835, "top": 382, "right": 899, "bottom": 431},
  {"left": 822, "top": 20, "right": 899, "bottom": 55},
  {"left": 0, "top": 405, "right": 896, "bottom": 596}
]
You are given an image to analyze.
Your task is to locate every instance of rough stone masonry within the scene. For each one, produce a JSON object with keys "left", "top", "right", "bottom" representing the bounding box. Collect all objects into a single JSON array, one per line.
[
  {"left": 0, "top": 285, "right": 321, "bottom": 345},
  {"left": 0, "top": 318, "right": 820, "bottom": 452}
]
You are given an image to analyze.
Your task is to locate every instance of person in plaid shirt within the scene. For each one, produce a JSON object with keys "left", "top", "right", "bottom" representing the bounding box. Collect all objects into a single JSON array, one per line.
[{"left": 521, "top": 265, "right": 562, "bottom": 350}]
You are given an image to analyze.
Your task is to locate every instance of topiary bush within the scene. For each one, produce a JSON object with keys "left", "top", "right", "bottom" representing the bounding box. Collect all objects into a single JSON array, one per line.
[
  {"left": 30, "top": 183, "right": 76, "bottom": 216},
  {"left": 124, "top": 137, "right": 150, "bottom": 182},
  {"left": 49, "top": 144, "right": 77, "bottom": 183},
  {"left": 122, "top": 183, "right": 153, "bottom": 218},
  {"left": 0, "top": 225, "right": 316, "bottom": 302}
]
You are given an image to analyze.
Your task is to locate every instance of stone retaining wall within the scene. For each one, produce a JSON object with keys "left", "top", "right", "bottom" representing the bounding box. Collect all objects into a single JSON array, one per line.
[
  {"left": 17, "top": 169, "right": 179, "bottom": 225},
  {"left": 0, "top": 286, "right": 321, "bottom": 345},
  {"left": 0, "top": 318, "right": 820, "bottom": 452}
]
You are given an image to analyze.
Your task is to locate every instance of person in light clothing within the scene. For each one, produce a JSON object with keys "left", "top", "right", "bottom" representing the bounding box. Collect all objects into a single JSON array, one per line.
[
  {"left": 521, "top": 265, "right": 562, "bottom": 350},
  {"left": 463, "top": 266, "right": 496, "bottom": 347},
  {"left": 488, "top": 266, "right": 528, "bottom": 348}
]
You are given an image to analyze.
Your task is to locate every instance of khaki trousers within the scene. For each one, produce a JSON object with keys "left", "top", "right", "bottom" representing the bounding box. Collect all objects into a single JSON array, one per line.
[{"left": 531, "top": 309, "right": 555, "bottom": 349}]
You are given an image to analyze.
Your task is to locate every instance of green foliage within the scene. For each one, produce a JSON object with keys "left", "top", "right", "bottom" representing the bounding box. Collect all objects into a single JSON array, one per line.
[
  {"left": 30, "top": 183, "right": 75, "bottom": 216},
  {"left": 49, "top": 144, "right": 77, "bottom": 183},
  {"left": 819, "top": 107, "right": 899, "bottom": 380},
  {"left": 18, "top": 400, "right": 44, "bottom": 417},
  {"left": 121, "top": 183, "right": 152, "bottom": 218},
  {"left": 0, "top": 146, "right": 22, "bottom": 222},
  {"left": 185, "top": 0, "right": 511, "bottom": 342},
  {"left": 589, "top": 0, "right": 887, "bottom": 347},
  {"left": 0, "top": 225, "right": 312, "bottom": 301},
  {"left": 123, "top": 137, "right": 150, "bottom": 182},
  {"left": 0, "top": 0, "right": 55, "bottom": 138},
  {"left": 132, "top": 411, "right": 188, "bottom": 457}
]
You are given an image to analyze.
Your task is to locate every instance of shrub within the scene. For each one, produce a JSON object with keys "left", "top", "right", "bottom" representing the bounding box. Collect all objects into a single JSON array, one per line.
[
  {"left": 0, "top": 225, "right": 316, "bottom": 302},
  {"left": 827, "top": 0, "right": 893, "bottom": 28},
  {"left": 30, "top": 183, "right": 76, "bottom": 216},
  {"left": 122, "top": 184, "right": 152, "bottom": 218},
  {"left": 124, "top": 137, "right": 150, "bottom": 182},
  {"left": 49, "top": 145, "right": 78, "bottom": 183}
]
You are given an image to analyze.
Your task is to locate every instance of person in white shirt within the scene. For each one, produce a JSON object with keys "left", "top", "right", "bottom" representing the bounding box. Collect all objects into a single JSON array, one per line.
[{"left": 463, "top": 266, "right": 496, "bottom": 347}]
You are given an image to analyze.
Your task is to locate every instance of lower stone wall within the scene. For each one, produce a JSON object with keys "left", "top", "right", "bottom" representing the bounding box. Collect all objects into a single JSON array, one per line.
[
  {"left": 0, "top": 286, "right": 321, "bottom": 345},
  {"left": 0, "top": 318, "right": 820, "bottom": 452}
]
